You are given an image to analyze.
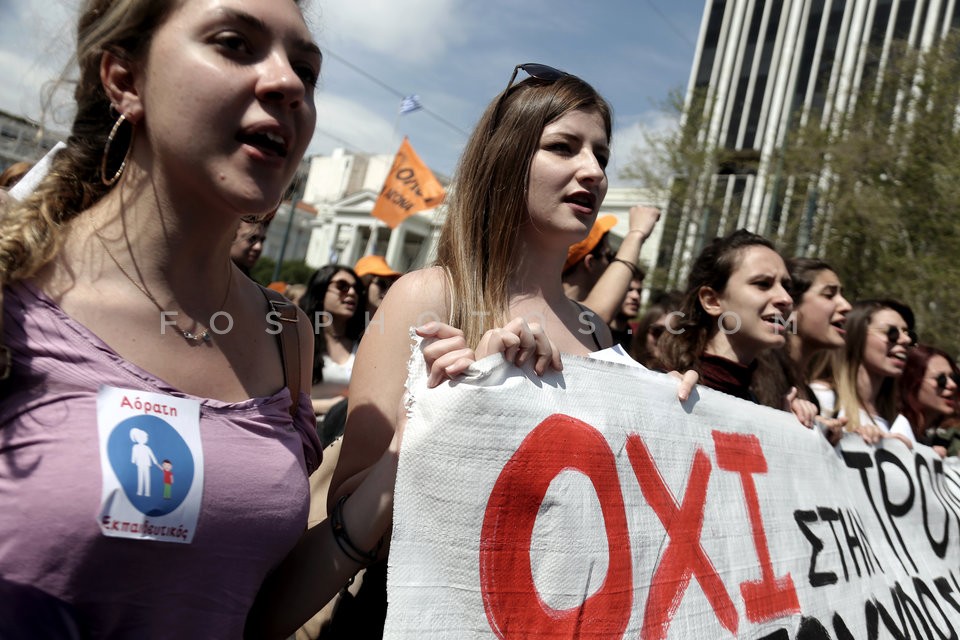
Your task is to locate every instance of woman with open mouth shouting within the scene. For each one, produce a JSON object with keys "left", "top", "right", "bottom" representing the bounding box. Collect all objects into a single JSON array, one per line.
[
  {"left": 0, "top": 0, "right": 403, "bottom": 637},
  {"left": 659, "top": 229, "right": 818, "bottom": 426},
  {"left": 751, "top": 257, "right": 854, "bottom": 441},
  {"left": 828, "top": 299, "right": 918, "bottom": 445}
]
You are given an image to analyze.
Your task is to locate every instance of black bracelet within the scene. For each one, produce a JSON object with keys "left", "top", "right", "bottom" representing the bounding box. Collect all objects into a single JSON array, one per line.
[
  {"left": 610, "top": 258, "right": 641, "bottom": 279},
  {"left": 0, "top": 345, "right": 10, "bottom": 381},
  {"left": 331, "top": 495, "right": 383, "bottom": 565}
]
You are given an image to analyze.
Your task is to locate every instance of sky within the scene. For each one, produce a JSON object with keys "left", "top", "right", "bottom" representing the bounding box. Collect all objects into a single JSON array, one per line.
[{"left": 0, "top": 0, "right": 705, "bottom": 187}]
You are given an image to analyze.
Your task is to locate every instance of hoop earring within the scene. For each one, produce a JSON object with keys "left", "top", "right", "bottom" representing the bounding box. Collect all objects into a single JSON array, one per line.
[{"left": 100, "top": 113, "right": 135, "bottom": 186}]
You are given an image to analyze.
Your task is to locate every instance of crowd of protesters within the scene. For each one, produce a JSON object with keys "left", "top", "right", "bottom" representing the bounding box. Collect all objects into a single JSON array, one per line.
[{"left": 0, "top": 0, "right": 955, "bottom": 638}]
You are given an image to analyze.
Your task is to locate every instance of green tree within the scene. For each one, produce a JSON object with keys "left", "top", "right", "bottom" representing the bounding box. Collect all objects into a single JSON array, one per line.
[
  {"left": 249, "top": 257, "right": 275, "bottom": 286},
  {"left": 623, "top": 33, "right": 960, "bottom": 355},
  {"left": 620, "top": 89, "right": 733, "bottom": 296},
  {"left": 249, "top": 258, "right": 314, "bottom": 287},
  {"left": 779, "top": 32, "right": 960, "bottom": 355}
]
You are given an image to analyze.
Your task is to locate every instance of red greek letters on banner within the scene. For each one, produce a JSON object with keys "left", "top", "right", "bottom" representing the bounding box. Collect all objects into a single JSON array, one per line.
[{"left": 479, "top": 414, "right": 633, "bottom": 638}]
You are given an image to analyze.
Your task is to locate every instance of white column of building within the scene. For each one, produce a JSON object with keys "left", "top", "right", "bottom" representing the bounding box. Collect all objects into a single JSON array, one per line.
[
  {"left": 873, "top": 0, "right": 903, "bottom": 96},
  {"left": 709, "top": 0, "right": 755, "bottom": 236},
  {"left": 715, "top": 0, "right": 755, "bottom": 152},
  {"left": 941, "top": 0, "right": 957, "bottom": 37},
  {"left": 771, "top": 1, "right": 816, "bottom": 239},
  {"left": 385, "top": 223, "right": 407, "bottom": 274},
  {"left": 829, "top": 0, "right": 870, "bottom": 125},
  {"left": 799, "top": 0, "right": 835, "bottom": 126},
  {"left": 892, "top": 0, "right": 930, "bottom": 125},
  {"left": 364, "top": 225, "right": 380, "bottom": 257},
  {"left": 820, "top": 1, "right": 857, "bottom": 129},
  {"left": 906, "top": 0, "right": 927, "bottom": 47},
  {"left": 341, "top": 223, "right": 362, "bottom": 267},
  {"left": 717, "top": 172, "right": 738, "bottom": 234},
  {"left": 680, "top": 1, "right": 746, "bottom": 276},
  {"left": 922, "top": 0, "right": 945, "bottom": 48},
  {"left": 733, "top": 0, "right": 776, "bottom": 229},
  {"left": 748, "top": 0, "right": 806, "bottom": 233},
  {"left": 847, "top": 0, "right": 882, "bottom": 116}
]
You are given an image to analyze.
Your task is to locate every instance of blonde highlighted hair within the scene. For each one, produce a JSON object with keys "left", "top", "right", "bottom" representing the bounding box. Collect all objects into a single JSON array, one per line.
[
  {"left": 0, "top": 0, "right": 178, "bottom": 286},
  {"left": 834, "top": 299, "right": 915, "bottom": 431}
]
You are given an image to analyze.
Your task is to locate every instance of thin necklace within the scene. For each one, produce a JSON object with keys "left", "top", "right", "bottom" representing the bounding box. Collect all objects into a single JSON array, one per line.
[{"left": 94, "top": 231, "right": 233, "bottom": 345}]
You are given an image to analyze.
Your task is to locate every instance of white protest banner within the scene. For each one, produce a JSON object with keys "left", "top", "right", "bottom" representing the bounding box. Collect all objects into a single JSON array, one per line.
[{"left": 386, "top": 345, "right": 960, "bottom": 639}]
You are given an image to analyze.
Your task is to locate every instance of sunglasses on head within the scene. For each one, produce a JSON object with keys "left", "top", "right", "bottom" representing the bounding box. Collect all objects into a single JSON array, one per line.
[
  {"left": 935, "top": 373, "right": 960, "bottom": 390},
  {"left": 491, "top": 63, "right": 568, "bottom": 127},
  {"left": 504, "top": 63, "right": 567, "bottom": 93},
  {"left": 329, "top": 280, "right": 357, "bottom": 294},
  {"left": 883, "top": 325, "right": 918, "bottom": 347}
]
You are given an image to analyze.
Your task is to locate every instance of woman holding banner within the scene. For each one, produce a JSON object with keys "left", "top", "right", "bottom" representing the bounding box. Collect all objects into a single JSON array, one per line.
[
  {"left": 828, "top": 299, "right": 917, "bottom": 446},
  {"left": 317, "top": 63, "right": 697, "bottom": 637},
  {"left": 659, "top": 229, "right": 818, "bottom": 426}
]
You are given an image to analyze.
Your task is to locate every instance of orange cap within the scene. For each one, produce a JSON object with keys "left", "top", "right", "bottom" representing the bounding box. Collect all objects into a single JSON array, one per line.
[
  {"left": 354, "top": 255, "right": 401, "bottom": 278},
  {"left": 563, "top": 215, "right": 617, "bottom": 272}
]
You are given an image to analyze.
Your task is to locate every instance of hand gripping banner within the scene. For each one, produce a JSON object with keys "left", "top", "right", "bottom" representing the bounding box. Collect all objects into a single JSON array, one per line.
[{"left": 386, "top": 344, "right": 960, "bottom": 639}]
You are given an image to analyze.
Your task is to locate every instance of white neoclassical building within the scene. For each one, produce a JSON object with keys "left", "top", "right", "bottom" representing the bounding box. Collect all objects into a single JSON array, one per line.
[{"left": 287, "top": 149, "right": 667, "bottom": 298}]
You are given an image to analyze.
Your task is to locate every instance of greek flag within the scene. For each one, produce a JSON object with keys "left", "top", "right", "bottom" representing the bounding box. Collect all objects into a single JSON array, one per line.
[{"left": 398, "top": 94, "right": 423, "bottom": 115}]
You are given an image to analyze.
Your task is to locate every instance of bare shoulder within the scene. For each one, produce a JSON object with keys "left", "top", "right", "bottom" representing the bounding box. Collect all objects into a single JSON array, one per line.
[
  {"left": 371, "top": 266, "right": 450, "bottom": 334},
  {"left": 329, "top": 266, "right": 449, "bottom": 505},
  {"left": 389, "top": 266, "right": 448, "bottom": 304}
]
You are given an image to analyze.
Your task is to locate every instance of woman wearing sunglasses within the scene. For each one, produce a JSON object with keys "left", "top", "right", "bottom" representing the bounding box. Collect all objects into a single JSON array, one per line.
[
  {"left": 828, "top": 299, "right": 918, "bottom": 444},
  {"left": 899, "top": 345, "right": 960, "bottom": 454},
  {"left": 299, "top": 265, "right": 367, "bottom": 421},
  {"left": 629, "top": 291, "right": 682, "bottom": 370}
]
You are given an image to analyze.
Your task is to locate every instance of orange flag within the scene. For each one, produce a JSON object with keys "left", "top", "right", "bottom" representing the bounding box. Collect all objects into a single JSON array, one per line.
[{"left": 371, "top": 137, "right": 446, "bottom": 228}]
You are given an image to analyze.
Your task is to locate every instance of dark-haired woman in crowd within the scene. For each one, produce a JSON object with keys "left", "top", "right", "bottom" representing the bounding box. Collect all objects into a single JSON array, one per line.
[
  {"left": 299, "top": 265, "right": 366, "bottom": 419},
  {"left": 630, "top": 291, "right": 682, "bottom": 370},
  {"left": 660, "top": 229, "right": 817, "bottom": 425},
  {"left": 752, "top": 257, "right": 852, "bottom": 439},
  {"left": 900, "top": 344, "right": 959, "bottom": 455}
]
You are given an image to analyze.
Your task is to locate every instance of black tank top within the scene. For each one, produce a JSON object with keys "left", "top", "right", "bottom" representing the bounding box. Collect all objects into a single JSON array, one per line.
[{"left": 571, "top": 300, "right": 603, "bottom": 351}]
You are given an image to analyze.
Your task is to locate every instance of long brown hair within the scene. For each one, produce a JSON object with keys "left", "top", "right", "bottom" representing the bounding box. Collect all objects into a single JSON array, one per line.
[
  {"left": 435, "top": 71, "right": 612, "bottom": 347},
  {"left": 660, "top": 229, "right": 779, "bottom": 373},
  {"left": 752, "top": 257, "right": 838, "bottom": 409},
  {"left": 834, "top": 299, "right": 915, "bottom": 431}
]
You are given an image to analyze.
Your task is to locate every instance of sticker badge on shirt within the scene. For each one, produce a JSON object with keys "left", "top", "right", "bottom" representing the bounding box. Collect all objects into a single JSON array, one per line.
[{"left": 96, "top": 385, "right": 204, "bottom": 544}]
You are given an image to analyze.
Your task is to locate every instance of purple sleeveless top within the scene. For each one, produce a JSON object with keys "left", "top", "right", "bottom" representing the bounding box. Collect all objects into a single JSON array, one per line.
[{"left": 0, "top": 282, "right": 322, "bottom": 638}]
